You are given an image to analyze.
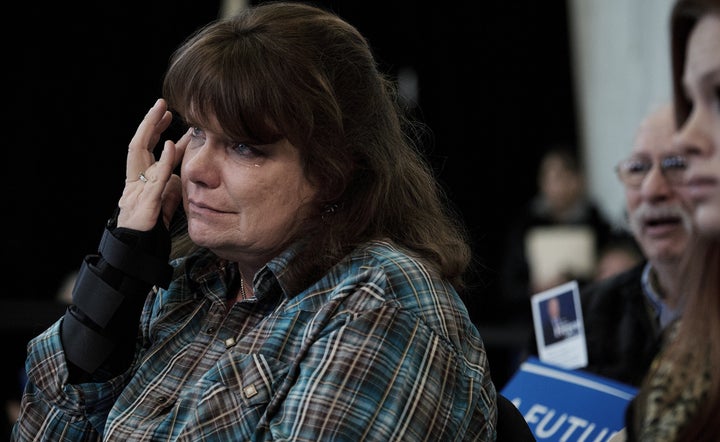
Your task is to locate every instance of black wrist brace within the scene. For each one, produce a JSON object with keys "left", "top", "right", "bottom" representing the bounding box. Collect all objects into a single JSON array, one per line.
[{"left": 61, "top": 213, "right": 173, "bottom": 376}]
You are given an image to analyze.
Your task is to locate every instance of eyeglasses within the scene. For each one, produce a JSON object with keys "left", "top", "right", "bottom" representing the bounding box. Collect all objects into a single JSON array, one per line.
[{"left": 615, "top": 155, "right": 688, "bottom": 188}]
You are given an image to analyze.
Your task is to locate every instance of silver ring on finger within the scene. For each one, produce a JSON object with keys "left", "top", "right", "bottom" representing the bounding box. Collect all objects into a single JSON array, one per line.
[{"left": 139, "top": 171, "right": 149, "bottom": 183}]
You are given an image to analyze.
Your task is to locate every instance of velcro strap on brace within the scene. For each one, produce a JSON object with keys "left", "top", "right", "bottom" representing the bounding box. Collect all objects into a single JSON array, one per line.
[
  {"left": 70, "top": 258, "right": 125, "bottom": 328},
  {"left": 99, "top": 228, "right": 173, "bottom": 287},
  {"left": 62, "top": 308, "right": 115, "bottom": 373}
]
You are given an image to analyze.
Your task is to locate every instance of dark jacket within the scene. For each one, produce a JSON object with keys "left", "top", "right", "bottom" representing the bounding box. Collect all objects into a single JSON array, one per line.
[{"left": 580, "top": 261, "right": 662, "bottom": 387}]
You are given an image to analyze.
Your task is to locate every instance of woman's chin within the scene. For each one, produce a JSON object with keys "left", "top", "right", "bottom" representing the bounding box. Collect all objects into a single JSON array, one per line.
[
  {"left": 695, "top": 205, "right": 720, "bottom": 238},
  {"left": 187, "top": 225, "right": 220, "bottom": 249}
]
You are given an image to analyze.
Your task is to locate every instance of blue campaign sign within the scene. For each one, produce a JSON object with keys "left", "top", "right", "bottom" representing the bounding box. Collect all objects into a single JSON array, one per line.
[{"left": 501, "top": 357, "right": 637, "bottom": 442}]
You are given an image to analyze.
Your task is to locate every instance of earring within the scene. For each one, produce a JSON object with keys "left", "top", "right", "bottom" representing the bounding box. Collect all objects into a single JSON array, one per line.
[{"left": 322, "top": 203, "right": 339, "bottom": 221}]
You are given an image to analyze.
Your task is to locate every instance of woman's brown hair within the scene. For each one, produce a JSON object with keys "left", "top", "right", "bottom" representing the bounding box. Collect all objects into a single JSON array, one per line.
[{"left": 162, "top": 2, "right": 472, "bottom": 294}]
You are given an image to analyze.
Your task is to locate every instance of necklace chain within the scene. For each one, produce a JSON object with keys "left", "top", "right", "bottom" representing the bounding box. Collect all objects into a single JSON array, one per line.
[{"left": 239, "top": 275, "right": 247, "bottom": 300}]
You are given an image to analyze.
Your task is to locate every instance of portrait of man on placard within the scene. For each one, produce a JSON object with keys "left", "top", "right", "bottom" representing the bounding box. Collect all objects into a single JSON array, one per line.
[{"left": 541, "top": 295, "right": 577, "bottom": 345}]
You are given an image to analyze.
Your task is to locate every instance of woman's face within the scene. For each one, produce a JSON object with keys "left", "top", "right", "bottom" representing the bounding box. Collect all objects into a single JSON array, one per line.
[
  {"left": 181, "top": 119, "right": 319, "bottom": 266},
  {"left": 675, "top": 13, "right": 720, "bottom": 237}
]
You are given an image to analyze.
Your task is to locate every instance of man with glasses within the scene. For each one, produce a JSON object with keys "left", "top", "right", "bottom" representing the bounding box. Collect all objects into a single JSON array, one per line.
[{"left": 579, "top": 102, "right": 693, "bottom": 387}]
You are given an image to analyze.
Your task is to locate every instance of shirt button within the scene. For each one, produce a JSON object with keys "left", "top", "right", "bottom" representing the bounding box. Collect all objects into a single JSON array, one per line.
[{"left": 206, "top": 327, "right": 216, "bottom": 334}]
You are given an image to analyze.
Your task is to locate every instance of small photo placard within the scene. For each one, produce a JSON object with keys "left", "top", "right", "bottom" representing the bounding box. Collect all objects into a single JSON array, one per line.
[{"left": 531, "top": 280, "right": 588, "bottom": 369}]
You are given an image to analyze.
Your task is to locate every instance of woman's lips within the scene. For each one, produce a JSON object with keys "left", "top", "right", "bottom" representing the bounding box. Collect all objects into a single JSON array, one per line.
[
  {"left": 683, "top": 174, "right": 718, "bottom": 202},
  {"left": 187, "top": 200, "right": 228, "bottom": 215}
]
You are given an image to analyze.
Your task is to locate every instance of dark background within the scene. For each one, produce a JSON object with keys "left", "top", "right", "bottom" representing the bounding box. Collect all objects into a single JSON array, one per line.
[
  {"left": 3, "top": 0, "right": 577, "bottom": 412},
  {"left": 7, "top": 0, "right": 577, "bottom": 309}
]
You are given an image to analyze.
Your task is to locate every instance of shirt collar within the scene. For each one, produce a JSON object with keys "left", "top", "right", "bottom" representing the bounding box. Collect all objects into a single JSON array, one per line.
[{"left": 641, "top": 262, "right": 682, "bottom": 330}]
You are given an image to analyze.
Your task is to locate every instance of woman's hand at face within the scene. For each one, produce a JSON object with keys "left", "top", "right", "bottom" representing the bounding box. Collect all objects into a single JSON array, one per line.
[{"left": 117, "top": 98, "right": 189, "bottom": 231}]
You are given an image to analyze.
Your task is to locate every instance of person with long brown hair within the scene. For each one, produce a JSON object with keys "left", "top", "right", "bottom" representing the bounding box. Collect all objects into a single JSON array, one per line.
[
  {"left": 11, "top": 3, "right": 497, "bottom": 440},
  {"left": 623, "top": 0, "right": 720, "bottom": 440}
]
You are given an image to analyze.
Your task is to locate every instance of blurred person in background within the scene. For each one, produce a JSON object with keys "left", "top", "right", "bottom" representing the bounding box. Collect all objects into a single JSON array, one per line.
[
  {"left": 622, "top": 0, "right": 720, "bottom": 439},
  {"left": 496, "top": 145, "right": 614, "bottom": 383},
  {"left": 500, "top": 145, "right": 615, "bottom": 320},
  {"left": 581, "top": 103, "right": 693, "bottom": 387}
]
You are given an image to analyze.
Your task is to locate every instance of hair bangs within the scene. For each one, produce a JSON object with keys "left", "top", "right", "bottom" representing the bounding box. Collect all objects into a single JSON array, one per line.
[{"left": 163, "top": 39, "right": 286, "bottom": 145}]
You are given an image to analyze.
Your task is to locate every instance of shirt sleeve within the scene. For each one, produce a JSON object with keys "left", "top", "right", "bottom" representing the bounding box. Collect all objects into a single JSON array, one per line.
[{"left": 11, "top": 319, "right": 133, "bottom": 441}]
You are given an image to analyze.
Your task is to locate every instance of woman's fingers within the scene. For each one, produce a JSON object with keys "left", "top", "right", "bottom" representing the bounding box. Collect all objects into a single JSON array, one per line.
[
  {"left": 117, "top": 98, "right": 183, "bottom": 231},
  {"left": 126, "top": 99, "right": 172, "bottom": 182},
  {"left": 161, "top": 174, "right": 184, "bottom": 228},
  {"left": 173, "top": 128, "right": 192, "bottom": 170},
  {"left": 117, "top": 142, "right": 176, "bottom": 231}
]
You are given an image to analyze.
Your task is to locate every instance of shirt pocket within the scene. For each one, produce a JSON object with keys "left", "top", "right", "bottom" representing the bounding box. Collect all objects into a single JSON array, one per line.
[
  {"left": 171, "top": 353, "right": 289, "bottom": 441},
  {"left": 191, "top": 351, "right": 290, "bottom": 433},
  {"left": 211, "top": 351, "right": 289, "bottom": 404}
]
